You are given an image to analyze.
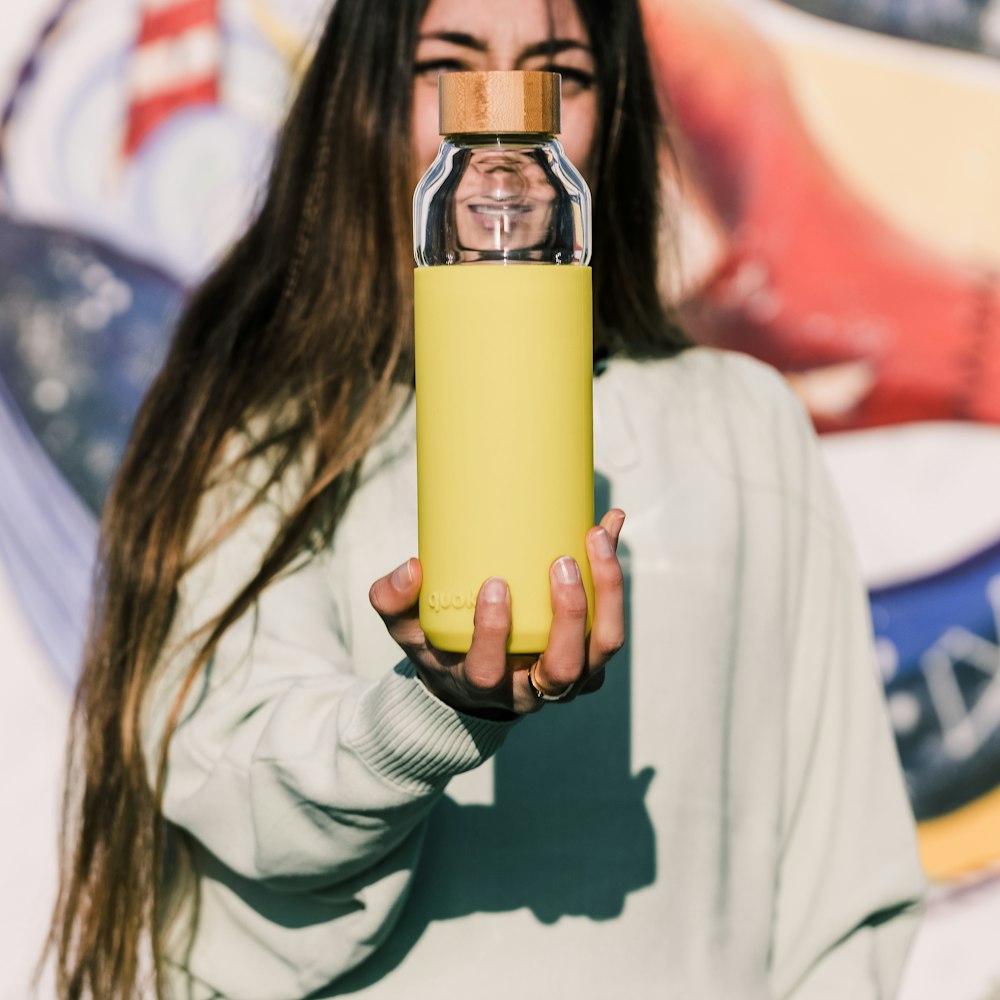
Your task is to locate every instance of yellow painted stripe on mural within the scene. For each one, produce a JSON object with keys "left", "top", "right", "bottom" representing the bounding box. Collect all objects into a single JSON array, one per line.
[{"left": 918, "top": 784, "right": 1000, "bottom": 882}]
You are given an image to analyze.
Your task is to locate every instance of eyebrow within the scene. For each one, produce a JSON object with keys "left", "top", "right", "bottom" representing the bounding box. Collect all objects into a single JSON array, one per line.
[
  {"left": 418, "top": 32, "right": 488, "bottom": 52},
  {"left": 417, "top": 33, "right": 593, "bottom": 61},
  {"left": 519, "top": 39, "right": 592, "bottom": 60}
]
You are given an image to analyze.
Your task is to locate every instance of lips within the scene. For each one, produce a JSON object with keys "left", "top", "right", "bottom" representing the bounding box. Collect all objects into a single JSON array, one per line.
[{"left": 466, "top": 202, "right": 532, "bottom": 231}]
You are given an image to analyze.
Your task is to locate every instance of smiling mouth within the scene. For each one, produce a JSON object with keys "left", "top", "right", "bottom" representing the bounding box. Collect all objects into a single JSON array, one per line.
[
  {"left": 466, "top": 202, "right": 533, "bottom": 234},
  {"left": 468, "top": 202, "right": 532, "bottom": 218}
]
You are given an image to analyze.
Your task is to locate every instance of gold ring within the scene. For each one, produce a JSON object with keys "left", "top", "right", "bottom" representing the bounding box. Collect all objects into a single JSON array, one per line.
[{"left": 527, "top": 661, "right": 573, "bottom": 703}]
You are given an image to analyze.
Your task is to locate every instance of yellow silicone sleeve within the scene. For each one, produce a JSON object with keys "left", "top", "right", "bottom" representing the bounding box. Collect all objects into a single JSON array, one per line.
[{"left": 414, "top": 264, "right": 594, "bottom": 653}]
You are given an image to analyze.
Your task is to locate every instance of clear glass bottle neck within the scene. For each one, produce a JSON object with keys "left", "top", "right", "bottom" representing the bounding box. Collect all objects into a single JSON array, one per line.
[{"left": 413, "top": 133, "right": 592, "bottom": 267}]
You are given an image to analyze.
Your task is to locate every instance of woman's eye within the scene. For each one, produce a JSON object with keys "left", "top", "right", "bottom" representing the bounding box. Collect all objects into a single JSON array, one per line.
[
  {"left": 541, "top": 65, "right": 595, "bottom": 94},
  {"left": 414, "top": 58, "right": 468, "bottom": 79}
]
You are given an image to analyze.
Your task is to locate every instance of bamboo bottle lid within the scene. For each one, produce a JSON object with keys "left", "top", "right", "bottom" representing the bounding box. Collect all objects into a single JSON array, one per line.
[{"left": 438, "top": 71, "right": 561, "bottom": 135}]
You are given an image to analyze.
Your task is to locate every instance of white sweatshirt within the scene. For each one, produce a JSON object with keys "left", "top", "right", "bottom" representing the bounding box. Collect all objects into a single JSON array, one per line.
[{"left": 145, "top": 347, "right": 925, "bottom": 1000}]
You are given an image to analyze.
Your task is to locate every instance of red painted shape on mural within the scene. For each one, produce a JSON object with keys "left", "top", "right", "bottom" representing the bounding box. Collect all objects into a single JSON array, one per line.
[
  {"left": 641, "top": 0, "right": 1000, "bottom": 431},
  {"left": 124, "top": 77, "right": 218, "bottom": 157},
  {"left": 123, "top": 0, "right": 220, "bottom": 159}
]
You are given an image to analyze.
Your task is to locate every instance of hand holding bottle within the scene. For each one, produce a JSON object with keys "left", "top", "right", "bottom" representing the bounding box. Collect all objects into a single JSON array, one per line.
[{"left": 369, "top": 510, "right": 626, "bottom": 717}]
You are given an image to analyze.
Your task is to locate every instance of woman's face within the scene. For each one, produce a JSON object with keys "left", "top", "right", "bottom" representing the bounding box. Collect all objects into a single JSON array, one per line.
[{"left": 411, "top": 0, "right": 598, "bottom": 190}]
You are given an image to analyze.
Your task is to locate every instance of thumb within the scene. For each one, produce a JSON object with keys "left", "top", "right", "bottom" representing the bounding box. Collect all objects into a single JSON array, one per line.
[{"left": 369, "top": 558, "right": 422, "bottom": 621}]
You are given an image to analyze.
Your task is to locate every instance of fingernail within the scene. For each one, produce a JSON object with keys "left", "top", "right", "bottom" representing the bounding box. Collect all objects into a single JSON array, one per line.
[
  {"left": 391, "top": 560, "right": 413, "bottom": 589},
  {"left": 554, "top": 556, "right": 580, "bottom": 584},
  {"left": 592, "top": 528, "right": 614, "bottom": 558},
  {"left": 483, "top": 577, "right": 507, "bottom": 603},
  {"left": 612, "top": 511, "right": 626, "bottom": 543}
]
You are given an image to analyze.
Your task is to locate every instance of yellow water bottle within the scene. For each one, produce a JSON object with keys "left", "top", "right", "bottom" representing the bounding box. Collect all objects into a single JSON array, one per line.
[{"left": 413, "top": 70, "right": 594, "bottom": 653}]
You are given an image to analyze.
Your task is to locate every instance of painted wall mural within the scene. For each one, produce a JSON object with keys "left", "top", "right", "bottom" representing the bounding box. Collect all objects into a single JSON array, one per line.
[{"left": 1, "top": 0, "right": 998, "bottom": 992}]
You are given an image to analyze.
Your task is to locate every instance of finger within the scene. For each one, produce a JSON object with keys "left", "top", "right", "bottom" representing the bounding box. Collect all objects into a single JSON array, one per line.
[
  {"left": 586, "top": 526, "right": 626, "bottom": 668},
  {"left": 580, "top": 669, "right": 606, "bottom": 695},
  {"left": 462, "top": 577, "right": 512, "bottom": 695},
  {"left": 369, "top": 558, "right": 424, "bottom": 646},
  {"left": 532, "top": 556, "right": 588, "bottom": 696},
  {"left": 599, "top": 508, "right": 626, "bottom": 550}
]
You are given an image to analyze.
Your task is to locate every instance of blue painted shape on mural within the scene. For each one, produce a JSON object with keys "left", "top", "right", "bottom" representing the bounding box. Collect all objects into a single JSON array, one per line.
[
  {"left": 0, "top": 216, "right": 183, "bottom": 511},
  {"left": 0, "top": 215, "right": 183, "bottom": 680},
  {"left": 871, "top": 541, "right": 1000, "bottom": 820},
  {"left": 870, "top": 538, "right": 1000, "bottom": 680},
  {"left": 778, "top": 0, "right": 1000, "bottom": 59}
]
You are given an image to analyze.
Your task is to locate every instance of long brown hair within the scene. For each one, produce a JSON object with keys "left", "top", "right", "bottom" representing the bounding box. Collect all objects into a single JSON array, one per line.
[{"left": 48, "top": 0, "right": 689, "bottom": 996}]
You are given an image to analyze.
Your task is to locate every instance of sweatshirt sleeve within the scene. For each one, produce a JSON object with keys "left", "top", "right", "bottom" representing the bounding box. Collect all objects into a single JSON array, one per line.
[
  {"left": 761, "top": 370, "right": 927, "bottom": 999},
  {"left": 143, "top": 452, "right": 515, "bottom": 892}
]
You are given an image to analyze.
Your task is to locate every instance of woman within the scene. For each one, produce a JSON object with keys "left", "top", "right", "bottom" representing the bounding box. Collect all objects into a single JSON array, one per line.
[{"left": 49, "top": 0, "right": 926, "bottom": 997}]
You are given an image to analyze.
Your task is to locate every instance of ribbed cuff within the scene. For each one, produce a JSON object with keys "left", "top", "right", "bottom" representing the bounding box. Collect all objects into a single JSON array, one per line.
[{"left": 346, "top": 660, "right": 517, "bottom": 790}]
